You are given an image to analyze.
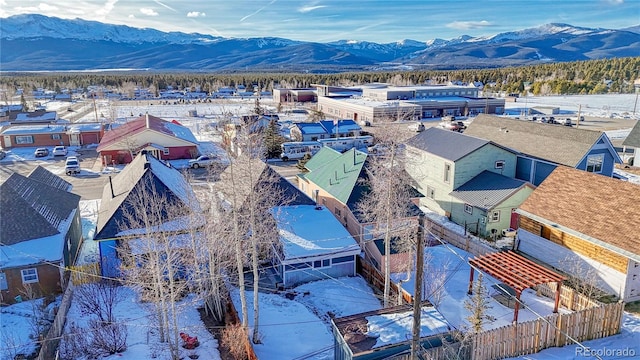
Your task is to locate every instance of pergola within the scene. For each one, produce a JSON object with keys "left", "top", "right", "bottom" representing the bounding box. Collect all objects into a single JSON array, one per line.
[{"left": 468, "top": 250, "right": 565, "bottom": 323}]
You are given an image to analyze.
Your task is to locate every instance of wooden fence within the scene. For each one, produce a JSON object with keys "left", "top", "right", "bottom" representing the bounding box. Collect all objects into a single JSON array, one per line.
[
  {"left": 225, "top": 299, "right": 259, "bottom": 360},
  {"left": 535, "top": 282, "right": 600, "bottom": 311},
  {"left": 37, "top": 282, "right": 75, "bottom": 360},
  {"left": 469, "top": 301, "right": 624, "bottom": 360},
  {"left": 427, "top": 220, "right": 497, "bottom": 257},
  {"left": 69, "top": 263, "right": 101, "bottom": 285},
  {"left": 357, "top": 256, "right": 413, "bottom": 304}
]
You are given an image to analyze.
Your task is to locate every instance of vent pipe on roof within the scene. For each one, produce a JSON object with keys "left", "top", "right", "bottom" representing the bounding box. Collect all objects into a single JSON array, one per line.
[
  {"left": 146, "top": 113, "right": 150, "bottom": 129},
  {"left": 109, "top": 176, "right": 115, "bottom": 198}
]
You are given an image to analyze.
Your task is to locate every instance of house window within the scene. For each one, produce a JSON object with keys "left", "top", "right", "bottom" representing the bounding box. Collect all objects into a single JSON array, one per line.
[
  {"left": 444, "top": 163, "right": 451, "bottom": 183},
  {"left": 313, "top": 259, "right": 331, "bottom": 268},
  {"left": 464, "top": 204, "right": 473, "bottom": 214},
  {"left": 427, "top": 186, "right": 435, "bottom": 199},
  {"left": 163, "top": 148, "right": 170, "bottom": 155},
  {"left": 490, "top": 210, "right": 500, "bottom": 222},
  {"left": 495, "top": 160, "right": 505, "bottom": 169},
  {"left": 586, "top": 154, "right": 604, "bottom": 173},
  {"left": 332, "top": 255, "right": 354, "bottom": 264},
  {"left": 51, "top": 134, "right": 62, "bottom": 140},
  {"left": 21, "top": 268, "right": 39, "bottom": 284},
  {"left": 335, "top": 208, "right": 341, "bottom": 217},
  {"left": 0, "top": 273, "right": 7, "bottom": 290},
  {"left": 15, "top": 135, "right": 34, "bottom": 144}
]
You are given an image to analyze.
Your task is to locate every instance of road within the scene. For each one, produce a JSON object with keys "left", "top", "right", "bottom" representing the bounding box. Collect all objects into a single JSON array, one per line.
[{"left": 0, "top": 152, "right": 302, "bottom": 200}]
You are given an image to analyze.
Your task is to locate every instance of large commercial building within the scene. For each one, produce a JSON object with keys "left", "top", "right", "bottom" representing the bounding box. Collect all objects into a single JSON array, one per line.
[{"left": 315, "top": 84, "right": 505, "bottom": 124}]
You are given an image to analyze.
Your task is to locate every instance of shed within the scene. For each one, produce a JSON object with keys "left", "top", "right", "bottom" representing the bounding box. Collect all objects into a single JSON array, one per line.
[
  {"left": 271, "top": 205, "right": 361, "bottom": 287},
  {"left": 332, "top": 304, "right": 453, "bottom": 360}
]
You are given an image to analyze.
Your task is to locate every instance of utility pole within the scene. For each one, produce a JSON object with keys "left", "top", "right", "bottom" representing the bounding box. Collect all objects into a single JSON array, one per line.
[
  {"left": 575, "top": 104, "right": 581, "bottom": 129},
  {"left": 411, "top": 214, "right": 425, "bottom": 359}
]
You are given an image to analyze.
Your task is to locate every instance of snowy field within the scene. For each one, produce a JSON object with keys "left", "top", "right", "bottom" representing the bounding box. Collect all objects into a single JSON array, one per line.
[{"left": 1, "top": 93, "right": 639, "bottom": 359}]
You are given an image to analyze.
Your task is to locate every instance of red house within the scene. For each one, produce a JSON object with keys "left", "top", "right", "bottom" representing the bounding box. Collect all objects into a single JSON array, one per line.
[{"left": 96, "top": 114, "right": 199, "bottom": 165}]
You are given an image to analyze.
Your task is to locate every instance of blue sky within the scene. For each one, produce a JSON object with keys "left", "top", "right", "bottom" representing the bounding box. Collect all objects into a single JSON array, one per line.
[{"left": 1, "top": 0, "right": 638, "bottom": 43}]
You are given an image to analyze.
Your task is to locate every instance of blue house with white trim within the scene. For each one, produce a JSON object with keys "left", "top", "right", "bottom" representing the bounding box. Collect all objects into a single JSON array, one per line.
[
  {"left": 271, "top": 205, "right": 361, "bottom": 287},
  {"left": 464, "top": 114, "right": 622, "bottom": 186}
]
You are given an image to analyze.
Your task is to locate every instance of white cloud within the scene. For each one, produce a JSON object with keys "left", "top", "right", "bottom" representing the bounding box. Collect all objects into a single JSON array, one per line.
[
  {"left": 298, "top": 5, "right": 326, "bottom": 13},
  {"left": 95, "top": 0, "right": 118, "bottom": 17},
  {"left": 446, "top": 20, "right": 492, "bottom": 30},
  {"left": 15, "top": 3, "right": 59, "bottom": 13},
  {"left": 605, "top": 0, "right": 624, "bottom": 4},
  {"left": 140, "top": 8, "right": 159, "bottom": 16},
  {"left": 187, "top": 11, "right": 205, "bottom": 18},
  {"left": 128, "top": 14, "right": 136, "bottom": 19}
]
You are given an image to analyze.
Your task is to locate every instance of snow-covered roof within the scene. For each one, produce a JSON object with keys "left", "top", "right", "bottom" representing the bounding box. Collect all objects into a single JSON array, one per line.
[
  {"left": 0, "top": 232, "right": 65, "bottom": 268},
  {"left": 1, "top": 124, "right": 66, "bottom": 134},
  {"left": 366, "top": 306, "right": 451, "bottom": 349},
  {"left": 272, "top": 205, "right": 360, "bottom": 260}
]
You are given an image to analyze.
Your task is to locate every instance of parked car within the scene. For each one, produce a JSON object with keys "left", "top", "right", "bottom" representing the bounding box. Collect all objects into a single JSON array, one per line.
[
  {"left": 34, "top": 148, "right": 49, "bottom": 157},
  {"left": 455, "top": 121, "right": 467, "bottom": 131},
  {"left": 438, "top": 121, "right": 463, "bottom": 132},
  {"left": 65, "top": 156, "right": 81, "bottom": 175},
  {"left": 52, "top": 146, "right": 68, "bottom": 156},
  {"left": 408, "top": 122, "right": 425, "bottom": 132},
  {"left": 188, "top": 155, "right": 218, "bottom": 168}
]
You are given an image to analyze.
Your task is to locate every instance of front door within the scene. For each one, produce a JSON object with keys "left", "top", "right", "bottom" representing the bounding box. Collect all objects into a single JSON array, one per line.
[
  {"left": 510, "top": 208, "right": 519, "bottom": 229},
  {"left": 69, "top": 133, "right": 80, "bottom": 146},
  {"left": 3, "top": 136, "right": 11, "bottom": 148}
]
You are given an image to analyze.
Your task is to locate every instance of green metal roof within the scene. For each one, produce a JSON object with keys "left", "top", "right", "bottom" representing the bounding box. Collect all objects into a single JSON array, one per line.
[{"left": 304, "top": 147, "right": 368, "bottom": 204}]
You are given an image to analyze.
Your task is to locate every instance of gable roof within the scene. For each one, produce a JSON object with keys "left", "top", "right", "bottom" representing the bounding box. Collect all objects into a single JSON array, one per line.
[
  {"left": 294, "top": 122, "right": 328, "bottom": 135},
  {"left": 320, "top": 119, "right": 361, "bottom": 134},
  {"left": 302, "top": 147, "right": 368, "bottom": 204},
  {"left": 303, "top": 146, "right": 343, "bottom": 171},
  {"left": 464, "top": 114, "right": 612, "bottom": 167},
  {"left": 96, "top": 114, "right": 198, "bottom": 152},
  {"left": 0, "top": 171, "right": 80, "bottom": 245},
  {"left": 405, "top": 126, "right": 496, "bottom": 161},
  {"left": 28, "top": 165, "right": 72, "bottom": 192},
  {"left": 450, "top": 170, "right": 532, "bottom": 211},
  {"left": 271, "top": 205, "right": 360, "bottom": 260},
  {"left": 517, "top": 166, "right": 640, "bottom": 262},
  {"left": 216, "top": 156, "right": 315, "bottom": 209},
  {"left": 622, "top": 120, "right": 640, "bottom": 148},
  {"left": 95, "top": 151, "right": 199, "bottom": 240}
]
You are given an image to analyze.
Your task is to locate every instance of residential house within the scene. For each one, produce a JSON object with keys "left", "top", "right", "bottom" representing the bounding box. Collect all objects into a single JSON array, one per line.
[
  {"left": 0, "top": 166, "right": 82, "bottom": 303},
  {"left": 0, "top": 123, "right": 103, "bottom": 149},
  {"left": 290, "top": 122, "right": 330, "bottom": 142},
  {"left": 289, "top": 120, "right": 363, "bottom": 142},
  {"left": 622, "top": 120, "right": 640, "bottom": 166},
  {"left": 515, "top": 166, "right": 640, "bottom": 302},
  {"left": 271, "top": 205, "right": 361, "bottom": 287},
  {"left": 404, "top": 127, "right": 525, "bottom": 237},
  {"left": 332, "top": 304, "right": 453, "bottom": 360},
  {"left": 449, "top": 170, "right": 535, "bottom": 238},
  {"left": 96, "top": 114, "right": 199, "bottom": 165},
  {"left": 13, "top": 110, "right": 58, "bottom": 124},
  {"left": 93, "top": 151, "right": 201, "bottom": 278},
  {"left": 320, "top": 120, "right": 363, "bottom": 138},
  {"left": 464, "top": 114, "right": 622, "bottom": 185},
  {"left": 297, "top": 147, "right": 421, "bottom": 272}
]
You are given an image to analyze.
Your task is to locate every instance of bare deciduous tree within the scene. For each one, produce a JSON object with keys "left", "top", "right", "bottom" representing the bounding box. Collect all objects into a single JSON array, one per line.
[{"left": 356, "top": 124, "right": 420, "bottom": 307}]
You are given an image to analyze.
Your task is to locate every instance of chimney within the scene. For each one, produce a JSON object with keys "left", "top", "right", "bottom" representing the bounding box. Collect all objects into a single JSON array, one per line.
[
  {"left": 108, "top": 176, "right": 115, "bottom": 198},
  {"left": 146, "top": 113, "right": 150, "bottom": 128}
]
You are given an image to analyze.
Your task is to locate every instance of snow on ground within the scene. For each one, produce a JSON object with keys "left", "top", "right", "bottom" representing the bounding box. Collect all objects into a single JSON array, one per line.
[
  {"left": 62, "top": 289, "right": 221, "bottom": 360},
  {"left": 231, "top": 276, "right": 382, "bottom": 360},
  {"left": 0, "top": 297, "right": 60, "bottom": 360},
  {"left": 502, "top": 94, "right": 639, "bottom": 120}
]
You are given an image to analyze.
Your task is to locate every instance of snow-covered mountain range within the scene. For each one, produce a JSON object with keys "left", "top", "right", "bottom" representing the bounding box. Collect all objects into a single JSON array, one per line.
[{"left": 1, "top": 14, "right": 638, "bottom": 72}]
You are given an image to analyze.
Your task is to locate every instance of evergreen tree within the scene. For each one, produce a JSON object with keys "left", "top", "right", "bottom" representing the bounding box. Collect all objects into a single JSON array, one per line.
[
  {"left": 20, "top": 94, "right": 29, "bottom": 111},
  {"left": 464, "top": 274, "right": 495, "bottom": 333},
  {"left": 296, "top": 153, "right": 312, "bottom": 172},
  {"left": 263, "top": 119, "right": 284, "bottom": 159}
]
